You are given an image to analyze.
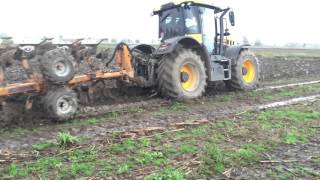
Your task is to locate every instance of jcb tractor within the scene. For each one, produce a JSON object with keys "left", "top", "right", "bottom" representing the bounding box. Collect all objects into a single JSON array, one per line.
[
  {"left": 148, "top": 1, "right": 260, "bottom": 99},
  {"left": 0, "top": 1, "right": 260, "bottom": 121}
]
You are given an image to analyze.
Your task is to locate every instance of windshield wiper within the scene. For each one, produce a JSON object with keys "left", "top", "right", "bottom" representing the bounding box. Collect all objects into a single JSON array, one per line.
[{"left": 160, "top": 13, "right": 171, "bottom": 23}]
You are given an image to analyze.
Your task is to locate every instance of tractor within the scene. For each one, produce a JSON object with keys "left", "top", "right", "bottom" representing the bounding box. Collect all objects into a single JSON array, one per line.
[{"left": 133, "top": 1, "right": 260, "bottom": 99}]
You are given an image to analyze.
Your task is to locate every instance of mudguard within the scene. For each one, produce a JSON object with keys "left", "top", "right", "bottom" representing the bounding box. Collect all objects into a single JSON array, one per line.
[
  {"left": 224, "top": 45, "right": 250, "bottom": 65},
  {"left": 153, "top": 36, "right": 215, "bottom": 81},
  {"left": 130, "top": 44, "right": 156, "bottom": 55},
  {"left": 153, "top": 36, "right": 202, "bottom": 55}
]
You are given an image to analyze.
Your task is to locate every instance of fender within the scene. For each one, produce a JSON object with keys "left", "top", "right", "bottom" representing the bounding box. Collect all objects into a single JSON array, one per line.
[
  {"left": 154, "top": 36, "right": 212, "bottom": 80},
  {"left": 154, "top": 36, "right": 203, "bottom": 55},
  {"left": 130, "top": 44, "right": 156, "bottom": 55},
  {"left": 224, "top": 44, "right": 250, "bottom": 65}
]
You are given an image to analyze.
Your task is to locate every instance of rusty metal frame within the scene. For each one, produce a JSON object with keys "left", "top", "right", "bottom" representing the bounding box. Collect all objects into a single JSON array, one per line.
[{"left": 0, "top": 43, "right": 134, "bottom": 98}]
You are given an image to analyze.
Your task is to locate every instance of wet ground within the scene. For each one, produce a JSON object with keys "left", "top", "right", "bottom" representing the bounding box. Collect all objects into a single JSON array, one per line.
[
  {"left": 233, "top": 135, "right": 320, "bottom": 179},
  {"left": 0, "top": 56, "right": 320, "bottom": 150},
  {"left": 0, "top": 53, "right": 319, "bottom": 179},
  {"left": 0, "top": 85, "right": 319, "bottom": 179},
  {"left": 0, "top": 75, "right": 319, "bottom": 151}
]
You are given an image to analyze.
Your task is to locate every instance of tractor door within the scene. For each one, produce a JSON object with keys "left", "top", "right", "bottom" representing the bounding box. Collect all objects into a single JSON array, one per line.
[
  {"left": 200, "top": 8, "right": 231, "bottom": 82},
  {"left": 199, "top": 7, "right": 216, "bottom": 54}
]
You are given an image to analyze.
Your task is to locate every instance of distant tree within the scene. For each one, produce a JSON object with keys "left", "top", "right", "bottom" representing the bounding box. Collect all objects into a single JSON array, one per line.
[
  {"left": 121, "top": 39, "right": 128, "bottom": 43},
  {"left": 302, "top": 43, "right": 307, "bottom": 48},
  {"left": 254, "top": 39, "right": 263, "bottom": 47},
  {"left": 127, "top": 39, "right": 133, "bottom": 44},
  {"left": 103, "top": 38, "right": 109, "bottom": 43},
  {"left": 242, "top": 36, "right": 249, "bottom": 45},
  {"left": 284, "top": 43, "right": 301, "bottom": 48},
  {"left": 135, "top": 39, "right": 140, "bottom": 44},
  {"left": 111, "top": 38, "right": 117, "bottom": 44}
]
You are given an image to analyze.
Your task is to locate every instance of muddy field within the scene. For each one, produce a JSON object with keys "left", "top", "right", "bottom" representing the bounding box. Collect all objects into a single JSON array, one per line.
[
  {"left": 253, "top": 48, "right": 320, "bottom": 81},
  {"left": 0, "top": 48, "right": 319, "bottom": 179}
]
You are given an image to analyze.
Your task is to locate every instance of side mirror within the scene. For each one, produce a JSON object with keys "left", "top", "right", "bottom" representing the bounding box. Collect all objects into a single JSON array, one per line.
[{"left": 229, "top": 11, "right": 235, "bottom": 26}]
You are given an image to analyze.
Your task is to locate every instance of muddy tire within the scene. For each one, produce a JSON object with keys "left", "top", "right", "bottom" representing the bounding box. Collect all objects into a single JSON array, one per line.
[
  {"left": 225, "top": 50, "right": 260, "bottom": 91},
  {"left": 40, "top": 49, "right": 75, "bottom": 84},
  {"left": 156, "top": 49, "right": 207, "bottom": 100},
  {"left": 43, "top": 87, "right": 78, "bottom": 121}
]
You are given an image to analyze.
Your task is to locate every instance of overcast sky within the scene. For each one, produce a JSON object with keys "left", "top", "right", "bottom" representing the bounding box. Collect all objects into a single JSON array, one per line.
[{"left": 0, "top": 0, "right": 319, "bottom": 45}]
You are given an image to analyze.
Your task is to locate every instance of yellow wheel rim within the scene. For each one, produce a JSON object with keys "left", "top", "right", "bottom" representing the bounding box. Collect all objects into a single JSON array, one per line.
[
  {"left": 242, "top": 59, "right": 256, "bottom": 83},
  {"left": 180, "top": 63, "right": 199, "bottom": 92}
]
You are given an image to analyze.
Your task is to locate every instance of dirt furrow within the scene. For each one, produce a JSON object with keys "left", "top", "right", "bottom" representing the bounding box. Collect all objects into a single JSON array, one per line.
[
  {"left": 258, "top": 95, "right": 320, "bottom": 110},
  {"left": 1, "top": 88, "right": 319, "bottom": 151},
  {"left": 256, "top": 80, "right": 320, "bottom": 91}
]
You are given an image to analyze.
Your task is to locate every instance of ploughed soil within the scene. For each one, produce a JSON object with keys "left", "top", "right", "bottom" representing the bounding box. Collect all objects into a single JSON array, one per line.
[
  {"left": 0, "top": 49, "right": 319, "bottom": 179},
  {"left": 0, "top": 84, "right": 319, "bottom": 179},
  {"left": 0, "top": 52, "right": 320, "bottom": 149},
  {"left": 0, "top": 76, "right": 319, "bottom": 151}
]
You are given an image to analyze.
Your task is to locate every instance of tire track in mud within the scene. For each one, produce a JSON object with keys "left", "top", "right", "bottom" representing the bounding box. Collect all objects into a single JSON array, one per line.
[
  {"left": 1, "top": 79, "right": 320, "bottom": 151},
  {"left": 256, "top": 80, "right": 320, "bottom": 91},
  {"left": 258, "top": 94, "right": 320, "bottom": 110},
  {"left": 80, "top": 93, "right": 320, "bottom": 139},
  {"left": 74, "top": 79, "right": 320, "bottom": 121},
  {"left": 75, "top": 79, "right": 320, "bottom": 120}
]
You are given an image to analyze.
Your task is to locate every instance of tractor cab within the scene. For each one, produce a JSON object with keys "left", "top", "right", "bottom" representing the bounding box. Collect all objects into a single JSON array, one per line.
[
  {"left": 151, "top": 1, "right": 259, "bottom": 100},
  {"left": 154, "top": 1, "right": 235, "bottom": 55}
]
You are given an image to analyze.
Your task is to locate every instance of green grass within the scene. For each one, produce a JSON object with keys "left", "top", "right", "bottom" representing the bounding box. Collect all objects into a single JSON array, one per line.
[
  {"left": 145, "top": 168, "right": 186, "bottom": 180},
  {"left": 179, "top": 145, "right": 198, "bottom": 154},
  {"left": 266, "top": 164, "right": 320, "bottom": 179},
  {"left": 256, "top": 109, "right": 320, "bottom": 130},
  {"left": 111, "top": 139, "right": 137, "bottom": 153},
  {"left": 1, "top": 101, "right": 319, "bottom": 179},
  {"left": 32, "top": 142, "right": 55, "bottom": 151},
  {"left": 86, "top": 118, "right": 99, "bottom": 125},
  {"left": 282, "top": 129, "right": 309, "bottom": 145},
  {"left": 231, "top": 143, "right": 267, "bottom": 165},
  {"left": 2, "top": 149, "right": 98, "bottom": 179},
  {"left": 157, "top": 102, "right": 187, "bottom": 114},
  {"left": 117, "top": 164, "right": 130, "bottom": 174},
  {"left": 56, "top": 132, "right": 79, "bottom": 147},
  {"left": 169, "top": 102, "right": 187, "bottom": 111},
  {"left": 202, "top": 143, "right": 227, "bottom": 173},
  {"left": 134, "top": 151, "right": 166, "bottom": 166}
]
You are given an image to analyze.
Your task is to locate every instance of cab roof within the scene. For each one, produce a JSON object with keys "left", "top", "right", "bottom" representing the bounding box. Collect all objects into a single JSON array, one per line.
[{"left": 153, "top": 1, "right": 225, "bottom": 15}]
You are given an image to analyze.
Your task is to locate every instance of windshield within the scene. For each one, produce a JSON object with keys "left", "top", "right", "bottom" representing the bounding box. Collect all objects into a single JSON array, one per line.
[
  {"left": 159, "top": 8, "right": 184, "bottom": 40},
  {"left": 159, "top": 6, "right": 201, "bottom": 41}
]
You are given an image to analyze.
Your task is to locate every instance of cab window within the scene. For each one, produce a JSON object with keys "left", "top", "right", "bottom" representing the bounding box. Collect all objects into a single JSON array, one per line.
[
  {"left": 184, "top": 6, "right": 201, "bottom": 34},
  {"left": 159, "top": 8, "right": 184, "bottom": 40}
]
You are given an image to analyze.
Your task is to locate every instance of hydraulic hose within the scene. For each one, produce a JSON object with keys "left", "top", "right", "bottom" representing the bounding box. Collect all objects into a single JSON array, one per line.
[{"left": 104, "top": 42, "right": 130, "bottom": 67}]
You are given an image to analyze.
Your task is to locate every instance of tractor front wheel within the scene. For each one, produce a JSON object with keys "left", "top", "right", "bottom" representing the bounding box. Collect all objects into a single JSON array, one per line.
[
  {"left": 225, "top": 50, "right": 260, "bottom": 91},
  {"left": 157, "top": 49, "right": 207, "bottom": 100}
]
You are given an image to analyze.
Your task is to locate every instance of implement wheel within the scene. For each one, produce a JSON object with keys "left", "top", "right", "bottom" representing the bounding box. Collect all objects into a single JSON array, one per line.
[
  {"left": 157, "top": 49, "right": 207, "bottom": 100},
  {"left": 41, "top": 49, "right": 75, "bottom": 84},
  {"left": 43, "top": 87, "right": 78, "bottom": 121},
  {"left": 226, "top": 50, "right": 260, "bottom": 91}
]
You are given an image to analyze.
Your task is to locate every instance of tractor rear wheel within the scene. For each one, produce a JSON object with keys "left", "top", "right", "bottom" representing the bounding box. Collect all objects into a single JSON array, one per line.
[
  {"left": 40, "top": 49, "right": 75, "bottom": 84},
  {"left": 225, "top": 50, "right": 260, "bottom": 90},
  {"left": 157, "top": 49, "right": 207, "bottom": 100},
  {"left": 43, "top": 87, "right": 78, "bottom": 121}
]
